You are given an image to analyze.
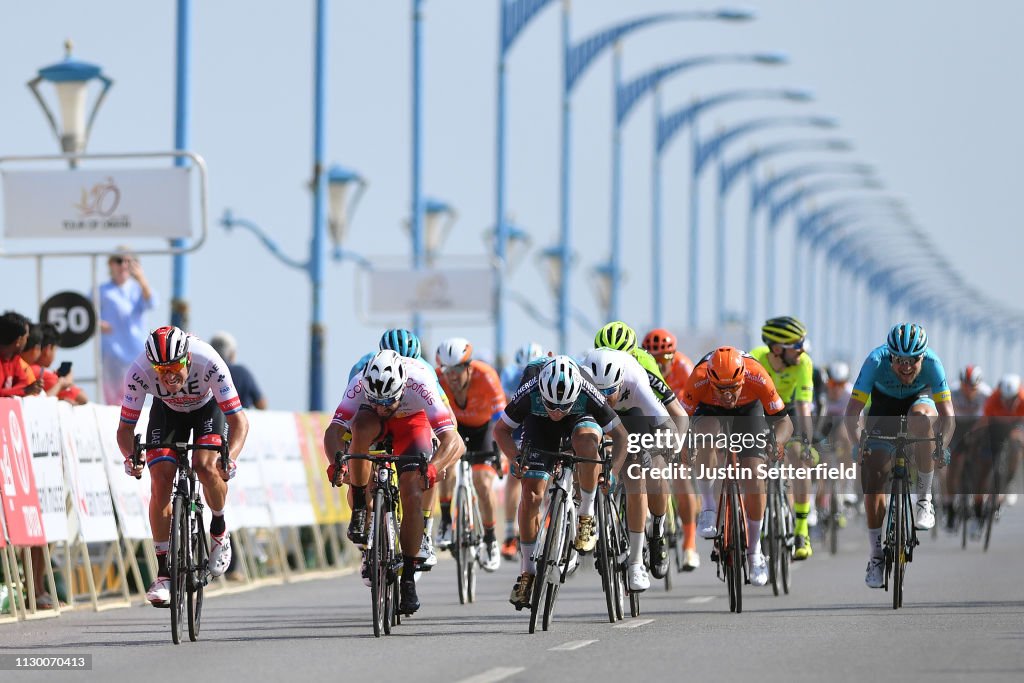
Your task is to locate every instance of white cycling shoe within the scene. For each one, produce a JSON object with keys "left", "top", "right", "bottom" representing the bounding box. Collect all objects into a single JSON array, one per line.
[
  {"left": 697, "top": 509, "right": 718, "bottom": 539},
  {"left": 146, "top": 577, "right": 171, "bottom": 606},
  {"left": 419, "top": 532, "right": 437, "bottom": 568},
  {"left": 479, "top": 540, "right": 500, "bottom": 572},
  {"left": 914, "top": 499, "right": 936, "bottom": 531},
  {"left": 209, "top": 533, "right": 232, "bottom": 577},
  {"left": 682, "top": 548, "right": 700, "bottom": 571},
  {"left": 865, "top": 557, "right": 885, "bottom": 589},
  {"left": 747, "top": 553, "right": 768, "bottom": 587},
  {"left": 627, "top": 562, "right": 650, "bottom": 592}
]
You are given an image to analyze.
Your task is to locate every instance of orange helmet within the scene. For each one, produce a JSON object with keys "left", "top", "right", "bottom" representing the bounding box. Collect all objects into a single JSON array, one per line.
[
  {"left": 642, "top": 328, "right": 676, "bottom": 355},
  {"left": 707, "top": 347, "right": 745, "bottom": 386}
]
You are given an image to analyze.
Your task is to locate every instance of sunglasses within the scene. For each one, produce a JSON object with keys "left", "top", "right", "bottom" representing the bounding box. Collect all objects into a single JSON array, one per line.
[
  {"left": 598, "top": 384, "right": 620, "bottom": 397},
  {"left": 891, "top": 355, "right": 921, "bottom": 367},
  {"left": 542, "top": 397, "right": 573, "bottom": 413},
  {"left": 151, "top": 357, "right": 188, "bottom": 373},
  {"left": 711, "top": 382, "right": 743, "bottom": 394},
  {"left": 111, "top": 256, "right": 132, "bottom": 266},
  {"left": 442, "top": 362, "right": 471, "bottom": 374},
  {"left": 777, "top": 340, "right": 804, "bottom": 351},
  {"left": 367, "top": 393, "right": 401, "bottom": 407}
]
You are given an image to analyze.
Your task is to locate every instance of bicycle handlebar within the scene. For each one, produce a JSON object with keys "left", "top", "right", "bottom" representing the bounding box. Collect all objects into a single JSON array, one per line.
[
  {"left": 332, "top": 451, "right": 429, "bottom": 487},
  {"left": 132, "top": 435, "right": 230, "bottom": 481}
]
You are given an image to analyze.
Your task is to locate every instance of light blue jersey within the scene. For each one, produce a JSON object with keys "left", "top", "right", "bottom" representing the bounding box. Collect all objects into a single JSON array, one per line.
[{"left": 852, "top": 345, "right": 951, "bottom": 404}]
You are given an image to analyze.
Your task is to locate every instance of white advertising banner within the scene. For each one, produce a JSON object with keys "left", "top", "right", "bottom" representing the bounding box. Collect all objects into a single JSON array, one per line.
[
  {"left": 248, "top": 411, "right": 316, "bottom": 529},
  {"left": 59, "top": 404, "right": 119, "bottom": 543},
  {"left": 367, "top": 267, "right": 494, "bottom": 314},
  {"left": 20, "top": 397, "right": 69, "bottom": 543},
  {"left": 2, "top": 167, "right": 193, "bottom": 239},
  {"left": 230, "top": 417, "right": 273, "bottom": 531},
  {"left": 93, "top": 405, "right": 152, "bottom": 541}
]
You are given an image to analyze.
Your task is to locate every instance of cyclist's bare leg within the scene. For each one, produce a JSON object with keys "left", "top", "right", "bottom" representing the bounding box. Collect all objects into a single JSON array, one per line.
[
  {"left": 739, "top": 456, "right": 766, "bottom": 556},
  {"left": 194, "top": 449, "right": 228, "bottom": 511},
  {"left": 504, "top": 476, "right": 521, "bottom": 536},
  {"left": 692, "top": 418, "right": 721, "bottom": 513},
  {"left": 908, "top": 406, "right": 938, "bottom": 506},
  {"left": 396, "top": 472, "right": 426, "bottom": 554},
  {"left": 518, "top": 477, "right": 548, "bottom": 547},
  {"left": 861, "top": 450, "right": 891, "bottom": 529},
  {"left": 571, "top": 428, "right": 601, "bottom": 493},
  {"left": 472, "top": 466, "right": 498, "bottom": 527},
  {"left": 347, "top": 410, "right": 383, "bottom": 488},
  {"left": 148, "top": 461, "right": 176, "bottom": 544},
  {"left": 672, "top": 475, "right": 698, "bottom": 550}
]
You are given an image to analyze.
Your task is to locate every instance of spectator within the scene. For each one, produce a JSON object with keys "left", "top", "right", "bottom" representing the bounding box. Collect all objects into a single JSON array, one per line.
[
  {"left": 21, "top": 323, "right": 88, "bottom": 405},
  {"left": 210, "top": 331, "right": 266, "bottom": 409},
  {"left": 1, "top": 311, "right": 42, "bottom": 397},
  {"left": 99, "top": 247, "right": 155, "bottom": 405}
]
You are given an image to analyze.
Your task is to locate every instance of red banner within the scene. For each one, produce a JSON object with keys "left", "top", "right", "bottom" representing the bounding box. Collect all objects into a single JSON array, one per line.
[{"left": 0, "top": 398, "right": 46, "bottom": 546}]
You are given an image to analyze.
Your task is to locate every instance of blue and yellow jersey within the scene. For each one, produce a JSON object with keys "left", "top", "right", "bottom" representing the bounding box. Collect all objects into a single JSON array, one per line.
[{"left": 851, "top": 345, "right": 951, "bottom": 405}]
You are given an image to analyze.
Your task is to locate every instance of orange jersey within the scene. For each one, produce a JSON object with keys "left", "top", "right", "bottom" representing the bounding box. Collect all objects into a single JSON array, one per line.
[
  {"left": 436, "top": 359, "right": 506, "bottom": 428},
  {"left": 681, "top": 352, "right": 786, "bottom": 415},
  {"left": 983, "top": 390, "right": 1024, "bottom": 418},
  {"left": 663, "top": 353, "right": 694, "bottom": 400}
]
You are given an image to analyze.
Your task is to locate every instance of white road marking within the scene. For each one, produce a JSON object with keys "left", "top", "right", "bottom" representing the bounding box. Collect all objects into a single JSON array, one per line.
[
  {"left": 685, "top": 595, "right": 715, "bottom": 603},
  {"left": 454, "top": 667, "right": 526, "bottom": 683},
  {"left": 613, "top": 618, "right": 654, "bottom": 629},
  {"left": 548, "top": 639, "right": 599, "bottom": 651}
]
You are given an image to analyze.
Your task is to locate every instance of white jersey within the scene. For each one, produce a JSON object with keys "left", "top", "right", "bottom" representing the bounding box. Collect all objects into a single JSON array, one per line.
[
  {"left": 581, "top": 349, "right": 668, "bottom": 418},
  {"left": 331, "top": 356, "right": 455, "bottom": 435},
  {"left": 952, "top": 382, "right": 992, "bottom": 418},
  {"left": 119, "top": 337, "right": 242, "bottom": 424},
  {"left": 825, "top": 382, "right": 853, "bottom": 417}
]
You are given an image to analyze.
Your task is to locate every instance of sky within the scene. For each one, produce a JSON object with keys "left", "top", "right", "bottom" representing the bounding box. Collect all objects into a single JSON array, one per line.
[{"left": 2, "top": 1, "right": 1022, "bottom": 411}]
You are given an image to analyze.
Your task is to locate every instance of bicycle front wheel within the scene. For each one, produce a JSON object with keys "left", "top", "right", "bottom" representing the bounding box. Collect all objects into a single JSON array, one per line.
[
  {"left": 370, "top": 489, "right": 387, "bottom": 637},
  {"left": 765, "top": 484, "right": 779, "bottom": 597},
  {"left": 596, "top": 492, "right": 616, "bottom": 623},
  {"left": 455, "top": 486, "right": 470, "bottom": 605},
  {"left": 187, "top": 509, "right": 207, "bottom": 642},
  {"left": 780, "top": 497, "right": 792, "bottom": 595},
  {"left": 530, "top": 491, "right": 563, "bottom": 634},
  {"left": 828, "top": 484, "right": 839, "bottom": 556},
  {"left": 728, "top": 487, "right": 743, "bottom": 614},
  {"left": 169, "top": 495, "right": 187, "bottom": 645},
  {"left": 984, "top": 465, "right": 1001, "bottom": 553},
  {"left": 891, "top": 478, "right": 905, "bottom": 610}
]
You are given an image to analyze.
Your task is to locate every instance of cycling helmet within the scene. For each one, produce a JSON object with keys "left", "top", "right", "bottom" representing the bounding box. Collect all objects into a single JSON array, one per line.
[
  {"left": 828, "top": 361, "right": 851, "bottom": 384},
  {"left": 761, "top": 316, "right": 807, "bottom": 345},
  {"left": 642, "top": 328, "right": 676, "bottom": 355},
  {"left": 707, "top": 347, "right": 745, "bottom": 386},
  {"left": 436, "top": 337, "right": 473, "bottom": 368},
  {"left": 538, "top": 355, "right": 584, "bottom": 407},
  {"left": 886, "top": 322, "right": 928, "bottom": 357},
  {"left": 514, "top": 342, "right": 545, "bottom": 367},
  {"left": 998, "top": 374, "right": 1021, "bottom": 399},
  {"left": 960, "top": 365, "right": 983, "bottom": 388},
  {"left": 145, "top": 326, "right": 190, "bottom": 365},
  {"left": 379, "top": 328, "right": 422, "bottom": 359},
  {"left": 361, "top": 349, "right": 407, "bottom": 403},
  {"left": 582, "top": 348, "right": 625, "bottom": 392},
  {"left": 594, "top": 321, "right": 637, "bottom": 351}
]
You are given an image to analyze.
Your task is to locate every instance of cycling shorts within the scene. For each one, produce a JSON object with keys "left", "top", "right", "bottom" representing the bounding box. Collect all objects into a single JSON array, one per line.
[
  {"left": 691, "top": 400, "right": 771, "bottom": 460},
  {"left": 864, "top": 389, "right": 935, "bottom": 454},
  {"left": 358, "top": 405, "right": 436, "bottom": 474},
  {"left": 145, "top": 399, "right": 227, "bottom": 467},
  {"left": 520, "top": 413, "right": 600, "bottom": 479},
  {"left": 459, "top": 422, "right": 501, "bottom": 472}
]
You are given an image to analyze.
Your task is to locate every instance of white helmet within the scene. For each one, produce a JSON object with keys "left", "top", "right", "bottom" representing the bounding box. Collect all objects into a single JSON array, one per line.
[
  {"left": 538, "top": 355, "right": 583, "bottom": 407},
  {"left": 514, "top": 342, "right": 544, "bottom": 367},
  {"left": 362, "top": 349, "right": 407, "bottom": 403},
  {"left": 998, "top": 374, "right": 1021, "bottom": 399},
  {"left": 582, "top": 348, "right": 625, "bottom": 392},
  {"left": 828, "top": 361, "right": 850, "bottom": 384},
  {"left": 435, "top": 337, "right": 472, "bottom": 368}
]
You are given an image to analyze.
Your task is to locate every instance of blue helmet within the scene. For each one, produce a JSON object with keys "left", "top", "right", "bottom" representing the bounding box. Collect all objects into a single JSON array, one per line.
[
  {"left": 887, "top": 323, "right": 928, "bottom": 357},
  {"left": 379, "top": 328, "right": 422, "bottom": 359}
]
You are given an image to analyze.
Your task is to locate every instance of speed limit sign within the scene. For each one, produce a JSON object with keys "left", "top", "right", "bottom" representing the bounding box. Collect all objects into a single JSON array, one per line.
[{"left": 40, "top": 291, "right": 96, "bottom": 348}]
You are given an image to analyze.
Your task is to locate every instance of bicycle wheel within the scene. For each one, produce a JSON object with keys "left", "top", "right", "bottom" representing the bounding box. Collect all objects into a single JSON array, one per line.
[
  {"left": 609, "top": 493, "right": 627, "bottom": 621},
  {"left": 764, "top": 484, "right": 777, "bottom": 597},
  {"left": 959, "top": 494, "right": 969, "bottom": 550},
  {"left": 728, "top": 487, "right": 743, "bottom": 614},
  {"left": 828, "top": 485, "right": 839, "bottom": 556},
  {"left": 370, "top": 489, "right": 387, "bottom": 637},
  {"left": 891, "top": 478, "right": 905, "bottom": 610},
  {"left": 543, "top": 510, "right": 572, "bottom": 631},
  {"left": 984, "top": 464, "right": 1001, "bottom": 553},
  {"left": 187, "top": 508, "right": 207, "bottom": 642},
  {"left": 169, "top": 495, "right": 187, "bottom": 645},
  {"left": 780, "top": 496, "right": 792, "bottom": 595},
  {"left": 468, "top": 494, "right": 482, "bottom": 603},
  {"left": 454, "top": 485, "right": 470, "bottom": 605},
  {"left": 596, "top": 493, "right": 616, "bottom": 623},
  {"left": 529, "top": 491, "right": 562, "bottom": 634},
  {"left": 387, "top": 510, "right": 400, "bottom": 631}
]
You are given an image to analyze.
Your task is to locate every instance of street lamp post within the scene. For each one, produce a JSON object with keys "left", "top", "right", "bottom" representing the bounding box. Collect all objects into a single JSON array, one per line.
[
  {"left": 170, "top": 0, "right": 192, "bottom": 330},
  {"left": 605, "top": 45, "right": 779, "bottom": 321},
  {"left": 27, "top": 40, "right": 113, "bottom": 167},
  {"left": 689, "top": 115, "right": 837, "bottom": 330}
]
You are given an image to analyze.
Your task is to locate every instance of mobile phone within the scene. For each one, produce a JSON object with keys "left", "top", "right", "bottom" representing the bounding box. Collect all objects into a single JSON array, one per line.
[{"left": 56, "top": 361, "right": 72, "bottom": 377}]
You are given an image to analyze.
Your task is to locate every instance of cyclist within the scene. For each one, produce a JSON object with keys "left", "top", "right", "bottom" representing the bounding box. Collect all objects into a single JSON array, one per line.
[
  {"left": 117, "top": 326, "right": 249, "bottom": 607},
  {"left": 324, "top": 349, "right": 465, "bottom": 615},
  {"left": 944, "top": 365, "right": 990, "bottom": 531},
  {"left": 498, "top": 342, "right": 546, "bottom": 560},
  {"left": 820, "top": 362, "right": 858, "bottom": 510},
  {"left": 843, "top": 323, "right": 954, "bottom": 589},
  {"left": 495, "top": 356, "right": 629, "bottom": 608},
  {"left": 434, "top": 337, "right": 507, "bottom": 571},
  {"left": 749, "top": 316, "right": 817, "bottom": 560},
  {"left": 683, "top": 347, "right": 792, "bottom": 586},
  {"left": 970, "top": 374, "right": 1024, "bottom": 537},
  {"left": 594, "top": 322, "right": 687, "bottom": 578},
  {"left": 641, "top": 328, "right": 700, "bottom": 571},
  {"left": 582, "top": 347, "right": 685, "bottom": 589}
]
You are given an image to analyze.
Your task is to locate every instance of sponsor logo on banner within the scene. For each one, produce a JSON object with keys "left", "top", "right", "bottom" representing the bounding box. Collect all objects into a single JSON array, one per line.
[{"left": 68, "top": 176, "right": 129, "bottom": 230}]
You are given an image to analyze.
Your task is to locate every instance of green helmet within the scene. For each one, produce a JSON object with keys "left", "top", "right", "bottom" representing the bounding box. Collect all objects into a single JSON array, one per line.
[
  {"left": 761, "top": 316, "right": 807, "bottom": 345},
  {"left": 594, "top": 321, "right": 637, "bottom": 351}
]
